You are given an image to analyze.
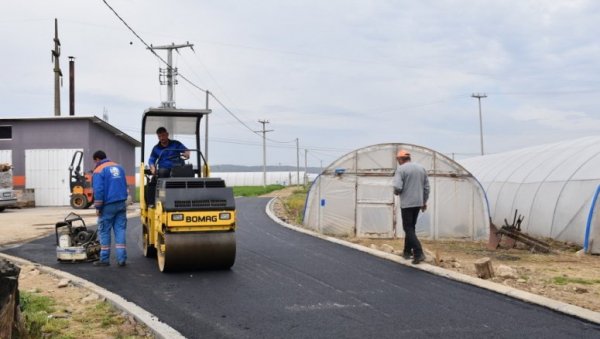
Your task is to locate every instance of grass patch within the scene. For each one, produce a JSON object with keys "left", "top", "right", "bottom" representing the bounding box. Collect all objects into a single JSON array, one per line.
[
  {"left": 233, "top": 185, "right": 285, "bottom": 197},
  {"left": 281, "top": 187, "right": 308, "bottom": 224},
  {"left": 552, "top": 276, "right": 600, "bottom": 285},
  {"left": 20, "top": 291, "right": 62, "bottom": 338},
  {"left": 20, "top": 291, "right": 141, "bottom": 338}
]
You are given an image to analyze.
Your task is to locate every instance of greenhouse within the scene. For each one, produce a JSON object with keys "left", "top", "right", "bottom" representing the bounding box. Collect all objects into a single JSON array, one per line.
[
  {"left": 302, "top": 143, "right": 490, "bottom": 240},
  {"left": 460, "top": 136, "right": 600, "bottom": 254}
]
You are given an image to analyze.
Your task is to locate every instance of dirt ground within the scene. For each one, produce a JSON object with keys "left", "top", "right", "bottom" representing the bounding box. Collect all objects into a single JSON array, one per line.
[
  {"left": 268, "top": 189, "right": 600, "bottom": 313},
  {"left": 0, "top": 205, "right": 153, "bottom": 338},
  {"left": 18, "top": 263, "right": 153, "bottom": 338}
]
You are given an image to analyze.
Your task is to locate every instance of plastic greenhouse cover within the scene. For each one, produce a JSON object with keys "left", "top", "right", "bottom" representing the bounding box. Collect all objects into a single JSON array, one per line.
[
  {"left": 460, "top": 136, "right": 600, "bottom": 253},
  {"left": 303, "top": 143, "right": 490, "bottom": 241}
]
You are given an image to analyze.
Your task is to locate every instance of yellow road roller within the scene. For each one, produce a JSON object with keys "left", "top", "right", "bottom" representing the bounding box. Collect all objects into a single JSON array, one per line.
[{"left": 140, "top": 108, "right": 236, "bottom": 272}]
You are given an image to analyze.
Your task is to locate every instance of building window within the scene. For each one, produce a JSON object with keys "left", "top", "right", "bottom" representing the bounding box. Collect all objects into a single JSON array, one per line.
[{"left": 0, "top": 126, "right": 11, "bottom": 140}]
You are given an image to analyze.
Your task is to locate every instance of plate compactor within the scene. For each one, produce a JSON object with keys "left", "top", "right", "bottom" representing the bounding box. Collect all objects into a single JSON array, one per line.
[{"left": 55, "top": 212, "right": 100, "bottom": 262}]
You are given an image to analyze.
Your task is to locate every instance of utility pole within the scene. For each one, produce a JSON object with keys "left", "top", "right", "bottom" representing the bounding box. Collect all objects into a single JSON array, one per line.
[
  {"left": 471, "top": 93, "right": 487, "bottom": 156},
  {"left": 149, "top": 42, "right": 194, "bottom": 108},
  {"left": 205, "top": 90, "right": 210, "bottom": 171},
  {"left": 296, "top": 138, "right": 300, "bottom": 186},
  {"left": 304, "top": 149, "right": 308, "bottom": 186},
  {"left": 51, "top": 18, "right": 62, "bottom": 116},
  {"left": 257, "top": 120, "right": 273, "bottom": 187}
]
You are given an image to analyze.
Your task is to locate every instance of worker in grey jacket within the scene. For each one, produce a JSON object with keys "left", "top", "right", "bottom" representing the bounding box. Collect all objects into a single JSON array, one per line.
[{"left": 393, "top": 149, "right": 430, "bottom": 264}]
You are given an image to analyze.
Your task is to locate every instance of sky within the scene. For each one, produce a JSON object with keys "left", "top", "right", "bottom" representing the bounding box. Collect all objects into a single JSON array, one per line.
[{"left": 1, "top": 0, "right": 600, "bottom": 168}]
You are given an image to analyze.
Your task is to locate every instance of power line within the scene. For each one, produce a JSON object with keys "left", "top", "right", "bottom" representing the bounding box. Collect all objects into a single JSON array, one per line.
[
  {"left": 207, "top": 93, "right": 259, "bottom": 135},
  {"left": 102, "top": 0, "right": 259, "bottom": 135},
  {"left": 488, "top": 89, "right": 600, "bottom": 96}
]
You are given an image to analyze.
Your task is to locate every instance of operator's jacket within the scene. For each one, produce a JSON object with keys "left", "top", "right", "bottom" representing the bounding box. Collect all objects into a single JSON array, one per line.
[{"left": 92, "top": 159, "right": 128, "bottom": 211}]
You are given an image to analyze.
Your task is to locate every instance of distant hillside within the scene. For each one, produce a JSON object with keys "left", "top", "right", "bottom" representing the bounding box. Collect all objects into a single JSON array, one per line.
[{"left": 212, "top": 164, "right": 322, "bottom": 173}]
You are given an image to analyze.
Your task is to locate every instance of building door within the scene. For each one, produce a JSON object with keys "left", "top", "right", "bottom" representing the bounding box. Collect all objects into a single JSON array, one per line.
[
  {"left": 25, "top": 149, "right": 82, "bottom": 206},
  {"left": 356, "top": 176, "right": 395, "bottom": 238}
]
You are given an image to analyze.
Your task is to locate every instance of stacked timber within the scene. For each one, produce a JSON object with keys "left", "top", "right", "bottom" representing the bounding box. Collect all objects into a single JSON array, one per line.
[
  {"left": 0, "top": 164, "right": 11, "bottom": 189},
  {"left": 0, "top": 259, "right": 26, "bottom": 338}
]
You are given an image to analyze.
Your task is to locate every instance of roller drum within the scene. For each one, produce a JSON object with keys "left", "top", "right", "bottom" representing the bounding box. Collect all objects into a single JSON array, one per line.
[{"left": 158, "top": 231, "right": 236, "bottom": 272}]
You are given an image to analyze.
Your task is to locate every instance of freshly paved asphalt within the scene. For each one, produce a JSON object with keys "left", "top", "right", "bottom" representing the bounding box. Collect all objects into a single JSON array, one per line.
[{"left": 3, "top": 197, "right": 600, "bottom": 338}]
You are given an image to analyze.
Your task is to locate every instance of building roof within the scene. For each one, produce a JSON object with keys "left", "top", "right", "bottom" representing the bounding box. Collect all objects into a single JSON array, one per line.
[{"left": 0, "top": 116, "right": 140, "bottom": 146}]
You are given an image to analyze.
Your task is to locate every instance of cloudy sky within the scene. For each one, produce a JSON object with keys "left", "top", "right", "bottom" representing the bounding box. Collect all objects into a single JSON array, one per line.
[{"left": 2, "top": 0, "right": 600, "bottom": 167}]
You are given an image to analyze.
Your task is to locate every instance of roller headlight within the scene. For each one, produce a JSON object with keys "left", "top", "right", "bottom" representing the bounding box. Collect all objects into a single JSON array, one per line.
[
  {"left": 219, "top": 212, "right": 231, "bottom": 220},
  {"left": 171, "top": 213, "right": 184, "bottom": 221}
]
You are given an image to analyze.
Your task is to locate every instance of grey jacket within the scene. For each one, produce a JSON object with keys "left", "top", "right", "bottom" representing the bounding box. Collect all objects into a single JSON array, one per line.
[{"left": 393, "top": 161, "right": 430, "bottom": 208}]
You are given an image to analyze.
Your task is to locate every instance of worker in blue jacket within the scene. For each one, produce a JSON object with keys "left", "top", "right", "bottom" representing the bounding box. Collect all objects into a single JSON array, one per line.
[
  {"left": 148, "top": 126, "right": 190, "bottom": 176},
  {"left": 92, "top": 150, "right": 128, "bottom": 267}
]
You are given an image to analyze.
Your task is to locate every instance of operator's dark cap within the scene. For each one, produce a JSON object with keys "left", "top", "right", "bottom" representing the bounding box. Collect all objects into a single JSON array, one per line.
[
  {"left": 93, "top": 150, "right": 107, "bottom": 160},
  {"left": 156, "top": 127, "right": 167, "bottom": 134}
]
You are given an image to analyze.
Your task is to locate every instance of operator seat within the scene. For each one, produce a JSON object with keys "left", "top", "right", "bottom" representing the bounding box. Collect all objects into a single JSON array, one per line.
[{"left": 170, "top": 164, "right": 194, "bottom": 177}]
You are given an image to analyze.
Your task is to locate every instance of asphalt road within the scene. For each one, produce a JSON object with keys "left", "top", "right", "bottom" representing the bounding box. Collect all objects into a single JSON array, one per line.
[{"left": 3, "top": 197, "right": 600, "bottom": 338}]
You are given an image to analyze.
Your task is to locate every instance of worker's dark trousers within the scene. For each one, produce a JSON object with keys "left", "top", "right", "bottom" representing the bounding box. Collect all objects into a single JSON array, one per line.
[{"left": 401, "top": 207, "right": 424, "bottom": 257}]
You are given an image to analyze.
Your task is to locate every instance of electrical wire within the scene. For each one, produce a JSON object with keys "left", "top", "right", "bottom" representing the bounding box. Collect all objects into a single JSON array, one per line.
[{"left": 101, "top": 0, "right": 324, "bottom": 146}]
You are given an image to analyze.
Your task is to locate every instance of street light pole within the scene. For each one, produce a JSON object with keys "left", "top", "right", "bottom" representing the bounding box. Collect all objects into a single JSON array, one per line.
[{"left": 471, "top": 93, "right": 487, "bottom": 156}]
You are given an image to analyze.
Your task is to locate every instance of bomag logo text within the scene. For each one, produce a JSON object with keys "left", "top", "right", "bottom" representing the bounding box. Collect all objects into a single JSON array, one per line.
[{"left": 185, "top": 215, "right": 218, "bottom": 223}]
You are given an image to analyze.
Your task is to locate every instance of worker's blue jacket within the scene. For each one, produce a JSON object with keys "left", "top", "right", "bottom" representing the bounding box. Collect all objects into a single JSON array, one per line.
[
  {"left": 92, "top": 159, "right": 128, "bottom": 211},
  {"left": 148, "top": 139, "right": 188, "bottom": 170}
]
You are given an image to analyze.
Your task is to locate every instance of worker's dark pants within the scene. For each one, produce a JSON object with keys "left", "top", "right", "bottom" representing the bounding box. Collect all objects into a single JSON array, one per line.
[{"left": 401, "top": 207, "right": 424, "bottom": 257}]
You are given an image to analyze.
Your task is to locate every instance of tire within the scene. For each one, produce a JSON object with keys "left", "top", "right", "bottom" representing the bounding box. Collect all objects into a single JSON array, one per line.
[
  {"left": 157, "top": 232, "right": 167, "bottom": 272},
  {"left": 0, "top": 207, "right": 5, "bottom": 212},
  {"left": 70, "top": 194, "right": 88, "bottom": 209},
  {"left": 142, "top": 226, "right": 156, "bottom": 258}
]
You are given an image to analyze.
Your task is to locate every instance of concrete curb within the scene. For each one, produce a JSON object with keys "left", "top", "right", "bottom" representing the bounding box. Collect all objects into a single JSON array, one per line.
[
  {"left": 0, "top": 207, "right": 186, "bottom": 339},
  {"left": 265, "top": 197, "right": 600, "bottom": 325},
  {"left": 0, "top": 252, "right": 185, "bottom": 339}
]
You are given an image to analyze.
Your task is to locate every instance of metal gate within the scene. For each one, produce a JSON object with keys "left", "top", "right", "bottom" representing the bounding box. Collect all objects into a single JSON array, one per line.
[{"left": 25, "top": 149, "right": 82, "bottom": 206}]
